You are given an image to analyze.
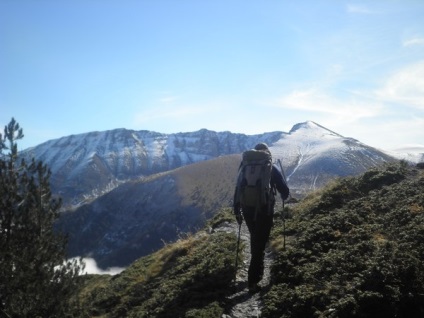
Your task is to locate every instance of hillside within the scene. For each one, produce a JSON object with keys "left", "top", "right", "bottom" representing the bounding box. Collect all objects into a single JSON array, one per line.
[
  {"left": 68, "top": 162, "right": 424, "bottom": 317},
  {"left": 58, "top": 154, "right": 241, "bottom": 268},
  {"left": 262, "top": 161, "right": 424, "bottom": 317}
]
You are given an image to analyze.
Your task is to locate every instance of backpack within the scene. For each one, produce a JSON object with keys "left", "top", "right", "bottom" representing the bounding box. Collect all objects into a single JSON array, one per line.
[{"left": 234, "top": 149, "right": 274, "bottom": 213}]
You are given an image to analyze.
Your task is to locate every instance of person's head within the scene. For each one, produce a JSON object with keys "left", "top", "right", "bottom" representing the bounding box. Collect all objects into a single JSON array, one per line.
[
  {"left": 254, "top": 142, "right": 269, "bottom": 151},
  {"left": 254, "top": 143, "right": 271, "bottom": 156}
]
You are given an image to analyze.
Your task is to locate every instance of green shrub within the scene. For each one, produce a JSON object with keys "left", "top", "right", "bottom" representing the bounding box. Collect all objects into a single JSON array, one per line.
[{"left": 264, "top": 162, "right": 424, "bottom": 317}]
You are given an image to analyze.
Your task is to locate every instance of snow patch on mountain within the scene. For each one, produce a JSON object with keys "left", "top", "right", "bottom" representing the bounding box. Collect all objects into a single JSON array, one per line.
[{"left": 270, "top": 121, "right": 360, "bottom": 174}]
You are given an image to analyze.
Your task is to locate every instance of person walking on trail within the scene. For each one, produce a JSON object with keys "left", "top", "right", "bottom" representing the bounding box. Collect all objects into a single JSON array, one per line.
[{"left": 233, "top": 142, "right": 290, "bottom": 293}]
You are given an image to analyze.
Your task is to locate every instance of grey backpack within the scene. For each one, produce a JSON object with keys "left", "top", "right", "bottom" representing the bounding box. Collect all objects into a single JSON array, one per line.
[{"left": 235, "top": 149, "right": 274, "bottom": 211}]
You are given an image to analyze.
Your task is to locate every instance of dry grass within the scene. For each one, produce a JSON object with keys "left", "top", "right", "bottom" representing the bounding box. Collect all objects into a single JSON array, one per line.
[{"left": 173, "top": 154, "right": 240, "bottom": 211}]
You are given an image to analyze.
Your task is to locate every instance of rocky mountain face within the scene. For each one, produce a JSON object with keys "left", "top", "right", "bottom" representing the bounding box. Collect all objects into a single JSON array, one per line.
[
  {"left": 23, "top": 121, "right": 397, "bottom": 268},
  {"left": 22, "top": 129, "right": 282, "bottom": 206}
]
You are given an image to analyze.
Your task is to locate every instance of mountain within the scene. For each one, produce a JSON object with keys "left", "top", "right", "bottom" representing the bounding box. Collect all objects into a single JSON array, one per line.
[
  {"left": 22, "top": 128, "right": 282, "bottom": 207},
  {"left": 269, "top": 121, "right": 396, "bottom": 194},
  {"left": 22, "top": 121, "right": 395, "bottom": 206},
  {"left": 40, "top": 121, "right": 397, "bottom": 268}
]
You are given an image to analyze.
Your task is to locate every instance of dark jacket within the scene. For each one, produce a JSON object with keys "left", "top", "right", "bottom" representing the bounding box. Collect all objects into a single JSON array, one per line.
[{"left": 271, "top": 165, "right": 290, "bottom": 201}]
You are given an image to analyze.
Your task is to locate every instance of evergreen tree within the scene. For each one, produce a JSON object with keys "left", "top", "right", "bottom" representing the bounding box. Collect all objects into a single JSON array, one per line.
[{"left": 0, "top": 118, "right": 83, "bottom": 318}]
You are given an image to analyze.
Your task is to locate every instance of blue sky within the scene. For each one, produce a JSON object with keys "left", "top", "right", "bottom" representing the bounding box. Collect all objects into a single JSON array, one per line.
[{"left": 1, "top": 0, "right": 423, "bottom": 151}]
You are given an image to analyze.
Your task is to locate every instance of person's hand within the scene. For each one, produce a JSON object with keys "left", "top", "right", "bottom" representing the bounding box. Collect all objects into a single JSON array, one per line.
[
  {"left": 234, "top": 203, "right": 243, "bottom": 225},
  {"left": 281, "top": 193, "right": 289, "bottom": 201},
  {"left": 286, "top": 196, "right": 299, "bottom": 204},
  {"left": 235, "top": 213, "right": 243, "bottom": 225}
]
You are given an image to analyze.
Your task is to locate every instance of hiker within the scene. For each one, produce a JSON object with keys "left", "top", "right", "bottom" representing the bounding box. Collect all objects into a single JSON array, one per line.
[{"left": 233, "top": 142, "right": 290, "bottom": 293}]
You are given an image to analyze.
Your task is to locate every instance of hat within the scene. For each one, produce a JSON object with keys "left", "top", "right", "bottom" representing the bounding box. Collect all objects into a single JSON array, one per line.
[{"left": 254, "top": 142, "right": 269, "bottom": 151}]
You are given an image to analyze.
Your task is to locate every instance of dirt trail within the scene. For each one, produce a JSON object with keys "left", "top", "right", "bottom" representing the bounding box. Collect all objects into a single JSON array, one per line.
[{"left": 214, "top": 221, "right": 273, "bottom": 318}]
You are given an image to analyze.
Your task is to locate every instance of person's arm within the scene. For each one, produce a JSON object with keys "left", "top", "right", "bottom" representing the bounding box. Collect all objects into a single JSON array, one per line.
[{"left": 272, "top": 166, "right": 289, "bottom": 200}]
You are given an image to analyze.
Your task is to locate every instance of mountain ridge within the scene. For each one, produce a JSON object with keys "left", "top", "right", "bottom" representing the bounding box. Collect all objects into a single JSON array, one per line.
[
  {"left": 22, "top": 126, "right": 283, "bottom": 205},
  {"left": 21, "top": 120, "right": 398, "bottom": 207},
  {"left": 44, "top": 121, "right": 400, "bottom": 268}
]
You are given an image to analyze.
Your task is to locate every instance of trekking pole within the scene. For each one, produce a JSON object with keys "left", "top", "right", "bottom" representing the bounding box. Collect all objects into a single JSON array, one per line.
[
  {"left": 282, "top": 197, "right": 286, "bottom": 250},
  {"left": 234, "top": 221, "right": 242, "bottom": 283},
  {"left": 277, "top": 159, "right": 287, "bottom": 250}
]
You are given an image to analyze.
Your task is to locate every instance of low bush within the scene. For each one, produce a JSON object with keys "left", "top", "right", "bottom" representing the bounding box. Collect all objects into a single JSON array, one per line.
[{"left": 264, "top": 162, "right": 424, "bottom": 317}]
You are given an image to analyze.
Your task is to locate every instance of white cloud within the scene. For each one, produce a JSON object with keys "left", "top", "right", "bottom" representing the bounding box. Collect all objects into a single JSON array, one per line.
[
  {"left": 366, "top": 116, "right": 424, "bottom": 150},
  {"left": 327, "top": 116, "right": 424, "bottom": 151},
  {"left": 374, "top": 61, "right": 424, "bottom": 109},
  {"left": 57, "top": 257, "right": 124, "bottom": 276},
  {"left": 276, "top": 88, "right": 383, "bottom": 123},
  {"left": 272, "top": 64, "right": 424, "bottom": 149},
  {"left": 80, "top": 257, "right": 125, "bottom": 275},
  {"left": 403, "top": 37, "right": 424, "bottom": 47}
]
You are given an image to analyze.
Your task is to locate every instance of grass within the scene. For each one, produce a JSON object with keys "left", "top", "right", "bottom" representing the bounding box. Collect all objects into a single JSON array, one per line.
[
  {"left": 69, "top": 221, "right": 238, "bottom": 318},
  {"left": 173, "top": 154, "right": 240, "bottom": 216}
]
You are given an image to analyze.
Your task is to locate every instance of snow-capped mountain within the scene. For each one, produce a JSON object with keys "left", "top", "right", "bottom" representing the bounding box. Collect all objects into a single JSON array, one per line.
[
  {"left": 30, "top": 121, "right": 398, "bottom": 269},
  {"left": 22, "top": 121, "right": 396, "bottom": 206},
  {"left": 270, "top": 121, "right": 396, "bottom": 193},
  {"left": 22, "top": 128, "right": 282, "bottom": 206}
]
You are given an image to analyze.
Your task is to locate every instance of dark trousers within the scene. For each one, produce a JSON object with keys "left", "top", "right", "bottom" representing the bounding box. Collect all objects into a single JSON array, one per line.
[{"left": 242, "top": 205, "right": 274, "bottom": 286}]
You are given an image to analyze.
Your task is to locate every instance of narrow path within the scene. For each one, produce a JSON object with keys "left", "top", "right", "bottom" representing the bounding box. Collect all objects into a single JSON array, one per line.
[{"left": 214, "top": 221, "right": 273, "bottom": 318}]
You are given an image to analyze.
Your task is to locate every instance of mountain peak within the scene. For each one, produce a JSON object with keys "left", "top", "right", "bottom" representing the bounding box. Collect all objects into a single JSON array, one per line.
[{"left": 289, "top": 121, "right": 343, "bottom": 137}]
